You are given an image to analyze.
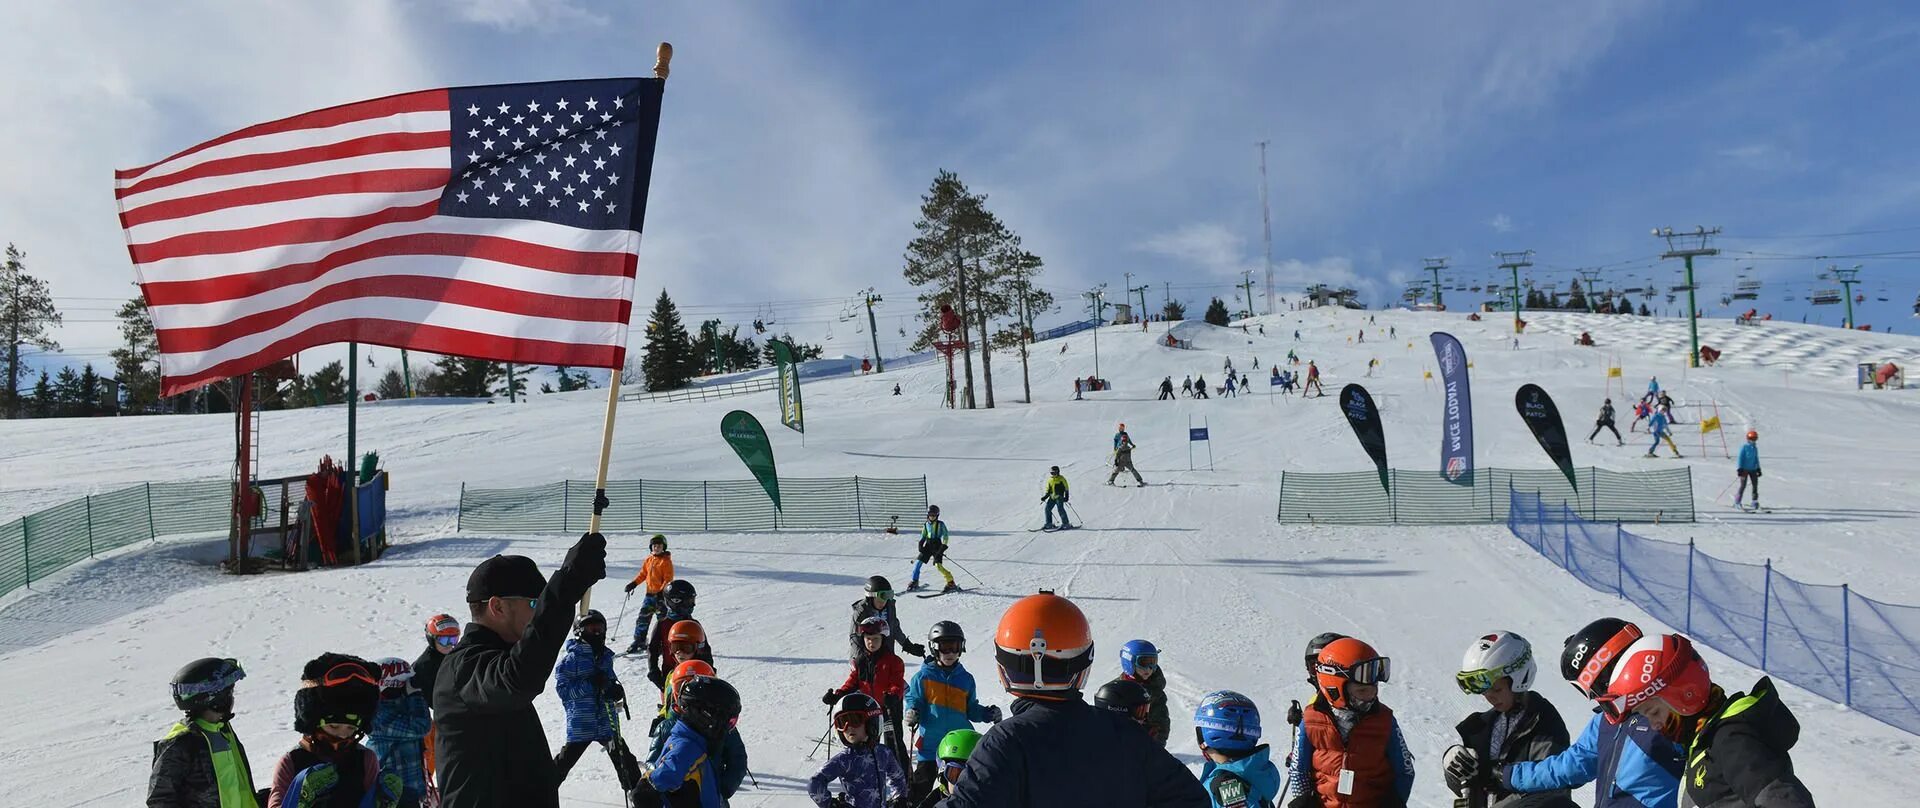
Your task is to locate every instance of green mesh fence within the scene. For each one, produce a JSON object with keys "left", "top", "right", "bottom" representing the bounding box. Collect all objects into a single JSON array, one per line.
[
  {"left": 0, "top": 480, "right": 241, "bottom": 599},
  {"left": 458, "top": 476, "right": 929, "bottom": 534},
  {"left": 1276, "top": 467, "right": 1693, "bottom": 525}
]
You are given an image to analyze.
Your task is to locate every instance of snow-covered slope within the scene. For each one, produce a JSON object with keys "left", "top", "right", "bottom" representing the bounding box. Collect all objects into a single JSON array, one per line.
[{"left": 2, "top": 307, "right": 1916, "bottom": 806}]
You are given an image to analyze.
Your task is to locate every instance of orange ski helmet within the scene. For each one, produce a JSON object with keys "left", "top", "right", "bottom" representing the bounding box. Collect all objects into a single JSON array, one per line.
[
  {"left": 994, "top": 591, "right": 1095, "bottom": 698},
  {"left": 1315, "top": 637, "right": 1391, "bottom": 710}
]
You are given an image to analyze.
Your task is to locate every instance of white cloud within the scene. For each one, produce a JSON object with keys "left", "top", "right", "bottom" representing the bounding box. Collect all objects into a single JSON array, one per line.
[
  {"left": 435, "top": 0, "right": 605, "bottom": 30},
  {"left": 1489, "top": 213, "right": 1516, "bottom": 233}
]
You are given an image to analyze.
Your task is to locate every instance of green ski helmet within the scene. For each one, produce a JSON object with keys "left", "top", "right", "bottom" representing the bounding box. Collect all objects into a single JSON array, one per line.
[{"left": 937, "top": 728, "right": 983, "bottom": 762}]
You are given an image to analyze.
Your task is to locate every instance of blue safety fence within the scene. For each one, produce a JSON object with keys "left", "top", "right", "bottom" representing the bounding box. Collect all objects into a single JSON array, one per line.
[{"left": 1508, "top": 489, "right": 1920, "bottom": 737}]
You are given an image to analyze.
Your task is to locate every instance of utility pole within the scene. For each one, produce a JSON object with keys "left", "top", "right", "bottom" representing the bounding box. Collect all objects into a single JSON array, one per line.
[
  {"left": 1654, "top": 226, "right": 1720, "bottom": 367},
  {"left": 1237, "top": 271, "right": 1258, "bottom": 321},
  {"left": 700, "top": 318, "right": 724, "bottom": 375},
  {"left": 860, "top": 289, "right": 884, "bottom": 372},
  {"left": 1124, "top": 272, "right": 1135, "bottom": 323},
  {"left": 1083, "top": 285, "right": 1108, "bottom": 380},
  {"left": 1131, "top": 283, "right": 1151, "bottom": 327},
  {"left": 1163, "top": 282, "right": 1172, "bottom": 319},
  {"left": 1423, "top": 258, "right": 1449, "bottom": 310},
  {"left": 1576, "top": 268, "right": 1605, "bottom": 313},
  {"left": 1258, "top": 140, "right": 1275, "bottom": 315},
  {"left": 1823, "top": 264, "right": 1864, "bottom": 329},
  {"left": 1495, "top": 250, "right": 1534, "bottom": 334}
]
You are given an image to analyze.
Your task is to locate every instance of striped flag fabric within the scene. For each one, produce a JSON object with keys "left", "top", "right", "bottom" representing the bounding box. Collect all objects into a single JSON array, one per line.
[{"left": 115, "top": 78, "right": 665, "bottom": 395}]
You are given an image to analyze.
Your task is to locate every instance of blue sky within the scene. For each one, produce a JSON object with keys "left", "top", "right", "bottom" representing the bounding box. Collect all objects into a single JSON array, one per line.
[{"left": 5, "top": 0, "right": 1919, "bottom": 384}]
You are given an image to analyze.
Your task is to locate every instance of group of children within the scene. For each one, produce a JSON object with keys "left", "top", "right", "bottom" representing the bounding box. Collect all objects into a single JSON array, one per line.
[{"left": 1593, "top": 379, "right": 1768, "bottom": 511}]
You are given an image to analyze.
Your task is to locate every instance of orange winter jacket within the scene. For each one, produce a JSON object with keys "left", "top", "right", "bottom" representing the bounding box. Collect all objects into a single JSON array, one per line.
[{"left": 630, "top": 552, "right": 674, "bottom": 594}]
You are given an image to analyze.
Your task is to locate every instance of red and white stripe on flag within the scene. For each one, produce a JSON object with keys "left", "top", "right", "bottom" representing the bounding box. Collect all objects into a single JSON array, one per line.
[{"left": 115, "top": 78, "right": 665, "bottom": 395}]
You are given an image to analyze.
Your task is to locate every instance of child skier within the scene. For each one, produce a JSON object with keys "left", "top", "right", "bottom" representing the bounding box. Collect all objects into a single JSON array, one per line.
[
  {"left": 1194, "top": 691, "right": 1283, "bottom": 808},
  {"left": 915, "top": 729, "right": 981, "bottom": 807},
  {"left": 647, "top": 662, "right": 751, "bottom": 802},
  {"left": 622, "top": 534, "right": 675, "bottom": 654},
  {"left": 367, "top": 658, "right": 431, "bottom": 807},
  {"left": 826, "top": 616, "right": 911, "bottom": 771},
  {"left": 1041, "top": 466, "right": 1073, "bottom": 530},
  {"left": 1643, "top": 638, "right": 1816, "bottom": 807},
  {"left": 1183, "top": 375, "right": 1195, "bottom": 397},
  {"left": 1589, "top": 399, "right": 1622, "bottom": 445},
  {"left": 644, "top": 578, "right": 699, "bottom": 685},
  {"left": 148, "top": 657, "right": 262, "bottom": 808},
  {"left": 651, "top": 618, "right": 715, "bottom": 690},
  {"left": 1109, "top": 423, "right": 1147, "bottom": 486},
  {"left": 552, "top": 610, "right": 641, "bottom": 790},
  {"left": 810, "top": 692, "right": 909, "bottom": 808},
  {"left": 631, "top": 675, "right": 742, "bottom": 808},
  {"left": 849, "top": 576, "right": 925, "bottom": 660},
  {"left": 1646, "top": 408, "right": 1682, "bottom": 458},
  {"left": 1113, "top": 639, "right": 1170, "bottom": 746},
  {"left": 651, "top": 658, "right": 717, "bottom": 758},
  {"left": 909, "top": 505, "right": 958, "bottom": 593},
  {"left": 1094, "top": 678, "right": 1156, "bottom": 733},
  {"left": 268, "top": 654, "right": 404, "bottom": 808},
  {"left": 1290, "top": 637, "right": 1415, "bottom": 807},
  {"left": 1735, "top": 430, "right": 1763, "bottom": 511},
  {"left": 411, "top": 614, "right": 458, "bottom": 805},
  {"left": 1303, "top": 361, "right": 1323, "bottom": 396},
  {"left": 904, "top": 621, "right": 1001, "bottom": 802},
  {"left": 1194, "top": 374, "right": 1211, "bottom": 398},
  {"left": 1441, "top": 632, "right": 1575, "bottom": 807}
]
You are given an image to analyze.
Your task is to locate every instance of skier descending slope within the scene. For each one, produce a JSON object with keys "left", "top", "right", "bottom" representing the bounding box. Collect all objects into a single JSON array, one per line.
[
  {"left": 1734, "top": 431, "right": 1764, "bottom": 512},
  {"left": 1109, "top": 423, "right": 1147, "bottom": 486},
  {"left": 1041, "top": 467, "right": 1073, "bottom": 530},
  {"left": 942, "top": 591, "right": 1206, "bottom": 807},
  {"left": 850, "top": 577, "right": 926, "bottom": 661},
  {"left": 909, "top": 506, "right": 959, "bottom": 593}
]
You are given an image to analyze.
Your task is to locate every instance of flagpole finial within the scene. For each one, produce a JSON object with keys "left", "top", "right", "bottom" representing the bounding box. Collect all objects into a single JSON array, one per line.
[{"left": 655, "top": 42, "right": 674, "bottom": 79}]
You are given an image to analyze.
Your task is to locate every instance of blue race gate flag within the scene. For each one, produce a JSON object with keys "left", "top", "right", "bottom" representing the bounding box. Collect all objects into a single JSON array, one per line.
[
  {"left": 1429, "top": 331, "right": 1474, "bottom": 483},
  {"left": 1189, "top": 427, "right": 1209, "bottom": 441}
]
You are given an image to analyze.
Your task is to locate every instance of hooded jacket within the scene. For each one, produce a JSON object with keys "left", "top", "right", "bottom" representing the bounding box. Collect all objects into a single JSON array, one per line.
[
  {"left": 1450, "top": 690, "right": 1577, "bottom": 808},
  {"left": 643, "top": 719, "right": 725, "bottom": 808},
  {"left": 554, "top": 637, "right": 624, "bottom": 743},
  {"left": 942, "top": 696, "right": 1208, "bottom": 808},
  {"left": 1681, "top": 678, "right": 1814, "bottom": 808},
  {"left": 906, "top": 660, "right": 994, "bottom": 763},
  {"left": 1502, "top": 711, "right": 1681, "bottom": 808},
  {"left": 1201, "top": 745, "right": 1284, "bottom": 808}
]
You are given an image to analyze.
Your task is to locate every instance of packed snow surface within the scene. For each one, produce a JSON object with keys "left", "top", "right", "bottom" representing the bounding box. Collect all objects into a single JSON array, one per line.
[{"left": 3, "top": 307, "right": 1917, "bottom": 806}]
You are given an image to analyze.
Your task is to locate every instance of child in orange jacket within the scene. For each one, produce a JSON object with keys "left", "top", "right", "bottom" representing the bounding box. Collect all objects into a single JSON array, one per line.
[{"left": 622, "top": 535, "right": 673, "bottom": 654}]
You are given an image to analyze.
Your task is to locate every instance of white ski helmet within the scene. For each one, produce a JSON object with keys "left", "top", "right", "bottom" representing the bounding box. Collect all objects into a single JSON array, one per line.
[{"left": 1457, "top": 631, "right": 1537, "bottom": 694}]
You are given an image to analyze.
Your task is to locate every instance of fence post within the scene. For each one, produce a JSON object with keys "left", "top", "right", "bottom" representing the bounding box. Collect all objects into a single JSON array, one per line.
[
  {"left": 1562, "top": 506, "right": 1572, "bottom": 571},
  {"left": 86, "top": 495, "right": 96, "bottom": 558},
  {"left": 1841, "top": 583, "right": 1853, "bottom": 707},
  {"left": 562, "top": 482, "right": 570, "bottom": 533},
  {"left": 146, "top": 481, "right": 157, "bottom": 542},
  {"left": 456, "top": 482, "right": 465, "bottom": 531},
  {"left": 854, "top": 477, "right": 864, "bottom": 530},
  {"left": 703, "top": 481, "right": 710, "bottom": 531},
  {"left": 1685, "top": 538, "right": 1696, "bottom": 634},
  {"left": 1761, "top": 559, "right": 1773, "bottom": 669},
  {"left": 21, "top": 517, "right": 30, "bottom": 587},
  {"left": 1615, "top": 522, "right": 1624, "bottom": 597}
]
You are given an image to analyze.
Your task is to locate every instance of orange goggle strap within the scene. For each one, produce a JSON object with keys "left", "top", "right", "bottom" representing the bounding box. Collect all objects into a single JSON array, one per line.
[
  {"left": 1573, "top": 623, "right": 1645, "bottom": 698},
  {"left": 321, "top": 662, "right": 378, "bottom": 688}
]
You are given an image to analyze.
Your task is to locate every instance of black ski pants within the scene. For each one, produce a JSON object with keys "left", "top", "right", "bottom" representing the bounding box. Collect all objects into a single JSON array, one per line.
[
  {"left": 1590, "top": 421, "right": 1621, "bottom": 441},
  {"left": 553, "top": 736, "right": 641, "bottom": 791}
]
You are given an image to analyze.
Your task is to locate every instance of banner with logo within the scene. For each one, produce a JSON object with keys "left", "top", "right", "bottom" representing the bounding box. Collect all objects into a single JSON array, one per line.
[
  {"left": 770, "top": 338, "right": 804, "bottom": 433},
  {"left": 1515, "top": 383, "right": 1577, "bottom": 491},
  {"left": 720, "top": 410, "right": 781, "bottom": 509},
  {"left": 1429, "top": 332, "right": 1474, "bottom": 484},
  {"left": 1339, "top": 383, "right": 1390, "bottom": 494}
]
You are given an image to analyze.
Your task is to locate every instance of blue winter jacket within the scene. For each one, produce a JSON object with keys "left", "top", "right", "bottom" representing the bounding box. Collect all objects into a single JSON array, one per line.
[
  {"left": 905, "top": 661, "right": 995, "bottom": 763},
  {"left": 944, "top": 696, "right": 1207, "bottom": 808},
  {"left": 645, "top": 720, "right": 724, "bottom": 808},
  {"left": 647, "top": 717, "right": 749, "bottom": 800},
  {"left": 1200, "top": 745, "right": 1283, "bottom": 808},
  {"left": 809, "top": 740, "right": 906, "bottom": 808},
  {"left": 1650, "top": 411, "right": 1671, "bottom": 437},
  {"left": 554, "top": 638, "right": 622, "bottom": 743},
  {"left": 1738, "top": 443, "right": 1760, "bottom": 472},
  {"left": 367, "top": 690, "right": 431, "bottom": 797},
  {"left": 1502, "top": 711, "right": 1682, "bottom": 808}
]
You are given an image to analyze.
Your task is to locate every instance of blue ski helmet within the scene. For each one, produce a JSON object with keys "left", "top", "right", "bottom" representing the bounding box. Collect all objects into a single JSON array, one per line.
[
  {"left": 1193, "top": 690, "right": 1261, "bottom": 752},
  {"left": 1120, "top": 639, "right": 1160, "bottom": 677}
]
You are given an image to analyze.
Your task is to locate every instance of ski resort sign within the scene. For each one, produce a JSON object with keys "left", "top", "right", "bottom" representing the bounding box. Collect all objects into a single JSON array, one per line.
[
  {"left": 720, "top": 410, "right": 781, "bottom": 510},
  {"left": 1515, "top": 383, "right": 1577, "bottom": 491},
  {"left": 770, "top": 339, "right": 805, "bottom": 434},
  {"left": 1429, "top": 332, "right": 1474, "bottom": 483}
]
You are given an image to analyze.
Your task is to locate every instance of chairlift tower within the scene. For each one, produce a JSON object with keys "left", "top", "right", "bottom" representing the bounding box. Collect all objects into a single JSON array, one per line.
[
  {"left": 860, "top": 288, "right": 884, "bottom": 372},
  {"left": 1655, "top": 226, "right": 1720, "bottom": 367},
  {"left": 1821, "top": 265, "right": 1864, "bottom": 330},
  {"left": 1495, "top": 250, "right": 1534, "bottom": 333},
  {"left": 1423, "top": 257, "right": 1449, "bottom": 310},
  {"left": 1576, "top": 268, "right": 1605, "bottom": 313},
  {"left": 1258, "top": 141, "right": 1275, "bottom": 314}
]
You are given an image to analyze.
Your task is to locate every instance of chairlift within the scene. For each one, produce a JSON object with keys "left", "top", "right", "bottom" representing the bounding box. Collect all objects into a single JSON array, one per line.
[
  {"left": 1811, "top": 290, "right": 1842, "bottom": 306},
  {"left": 1736, "top": 279, "right": 1762, "bottom": 292},
  {"left": 1732, "top": 292, "right": 1758, "bottom": 301},
  {"left": 1669, "top": 283, "right": 1696, "bottom": 293}
]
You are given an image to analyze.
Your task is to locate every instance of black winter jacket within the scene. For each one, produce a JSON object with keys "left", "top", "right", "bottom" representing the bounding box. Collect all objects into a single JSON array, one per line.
[
  {"left": 943, "top": 696, "right": 1208, "bottom": 808},
  {"left": 1450, "top": 690, "right": 1578, "bottom": 808},
  {"left": 1682, "top": 678, "right": 1815, "bottom": 808},
  {"left": 412, "top": 641, "right": 447, "bottom": 713},
  {"left": 850, "top": 598, "right": 925, "bottom": 660},
  {"left": 431, "top": 570, "right": 593, "bottom": 808},
  {"left": 147, "top": 718, "right": 260, "bottom": 808}
]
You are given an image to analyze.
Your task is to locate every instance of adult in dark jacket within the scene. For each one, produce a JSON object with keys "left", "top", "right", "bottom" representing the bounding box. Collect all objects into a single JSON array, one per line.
[
  {"left": 850, "top": 575, "right": 926, "bottom": 660},
  {"left": 1444, "top": 631, "right": 1577, "bottom": 808},
  {"left": 943, "top": 592, "right": 1207, "bottom": 808},
  {"left": 433, "top": 532, "right": 606, "bottom": 808},
  {"left": 1680, "top": 677, "right": 1814, "bottom": 807}
]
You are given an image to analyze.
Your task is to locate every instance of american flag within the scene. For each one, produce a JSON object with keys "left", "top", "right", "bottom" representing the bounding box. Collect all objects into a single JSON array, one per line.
[{"left": 115, "top": 78, "right": 665, "bottom": 395}]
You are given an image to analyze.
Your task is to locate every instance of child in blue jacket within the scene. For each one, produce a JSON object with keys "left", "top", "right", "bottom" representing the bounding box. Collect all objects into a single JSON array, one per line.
[
  {"left": 1195, "top": 691, "right": 1282, "bottom": 808},
  {"left": 903, "top": 622, "right": 1001, "bottom": 802},
  {"left": 632, "top": 676, "right": 740, "bottom": 808},
  {"left": 1498, "top": 710, "right": 1682, "bottom": 808},
  {"left": 552, "top": 610, "right": 641, "bottom": 790}
]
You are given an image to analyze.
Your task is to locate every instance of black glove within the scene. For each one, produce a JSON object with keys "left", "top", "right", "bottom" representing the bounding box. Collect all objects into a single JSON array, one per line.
[
  {"left": 823, "top": 689, "right": 843, "bottom": 705},
  {"left": 593, "top": 490, "right": 611, "bottom": 514},
  {"left": 557, "top": 532, "right": 608, "bottom": 599},
  {"left": 1287, "top": 793, "right": 1322, "bottom": 808},
  {"left": 647, "top": 669, "right": 666, "bottom": 689},
  {"left": 903, "top": 641, "right": 927, "bottom": 658},
  {"left": 1286, "top": 699, "right": 1302, "bottom": 727},
  {"left": 605, "top": 682, "right": 626, "bottom": 705},
  {"left": 625, "top": 580, "right": 638, "bottom": 594}
]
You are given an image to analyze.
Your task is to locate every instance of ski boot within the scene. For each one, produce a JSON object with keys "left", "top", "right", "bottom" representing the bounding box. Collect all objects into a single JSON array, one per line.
[
  {"left": 942, "top": 581, "right": 961, "bottom": 594},
  {"left": 905, "top": 581, "right": 925, "bottom": 592}
]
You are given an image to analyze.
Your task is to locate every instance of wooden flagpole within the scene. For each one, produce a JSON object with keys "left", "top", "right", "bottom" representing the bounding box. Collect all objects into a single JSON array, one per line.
[{"left": 579, "top": 41, "right": 672, "bottom": 616}]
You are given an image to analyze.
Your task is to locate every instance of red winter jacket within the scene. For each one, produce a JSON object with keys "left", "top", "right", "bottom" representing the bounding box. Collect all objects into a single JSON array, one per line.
[{"left": 838, "top": 648, "right": 906, "bottom": 702}]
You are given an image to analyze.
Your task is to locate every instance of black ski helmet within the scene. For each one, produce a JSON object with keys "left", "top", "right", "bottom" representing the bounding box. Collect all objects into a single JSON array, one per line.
[
  {"left": 171, "top": 657, "right": 245, "bottom": 716},
  {"left": 834, "top": 691, "right": 884, "bottom": 739},
  {"left": 675, "top": 675, "right": 741, "bottom": 743},
  {"left": 575, "top": 609, "right": 607, "bottom": 638},
  {"left": 1304, "top": 632, "right": 1348, "bottom": 685},
  {"left": 1561, "top": 617, "right": 1643, "bottom": 698},
  {"left": 664, "top": 579, "right": 697, "bottom": 613},
  {"left": 928, "top": 620, "right": 966, "bottom": 654},
  {"left": 927, "top": 505, "right": 941, "bottom": 518},
  {"left": 1094, "top": 678, "right": 1153, "bottom": 718},
  {"left": 865, "top": 575, "right": 893, "bottom": 595}
]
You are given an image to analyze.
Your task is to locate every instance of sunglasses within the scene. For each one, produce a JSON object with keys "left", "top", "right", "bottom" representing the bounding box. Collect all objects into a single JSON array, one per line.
[
  {"left": 1456, "top": 650, "right": 1532, "bottom": 695},
  {"left": 322, "top": 662, "right": 379, "bottom": 688},
  {"left": 434, "top": 635, "right": 460, "bottom": 648}
]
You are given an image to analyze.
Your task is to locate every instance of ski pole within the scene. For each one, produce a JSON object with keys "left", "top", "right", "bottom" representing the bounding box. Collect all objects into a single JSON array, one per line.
[
  {"left": 1067, "top": 503, "right": 1085, "bottom": 525},
  {"left": 1277, "top": 700, "right": 1302, "bottom": 806},
  {"left": 612, "top": 589, "right": 634, "bottom": 641},
  {"left": 945, "top": 554, "right": 985, "bottom": 587},
  {"left": 808, "top": 705, "right": 836, "bottom": 760}
]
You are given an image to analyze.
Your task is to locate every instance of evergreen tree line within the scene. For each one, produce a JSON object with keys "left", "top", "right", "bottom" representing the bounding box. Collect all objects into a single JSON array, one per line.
[{"left": 636, "top": 288, "right": 824, "bottom": 392}]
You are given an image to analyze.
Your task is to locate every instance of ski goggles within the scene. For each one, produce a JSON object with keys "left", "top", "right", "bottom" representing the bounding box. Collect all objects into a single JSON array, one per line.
[
  {"left": 321, "top": 662, "right": 379, "bottom": 688},
  {"left": 942, "top": 760, "right": 966, "bottom": 783},
  {"left": 1571, "top": 623, "right": 1644, "bottom": 699},
  {"left": 1456, "top": 650, "right": 1533, "bottom": 695},
  {"left": 1130, "top": 655, "right": 1159, "bottom": 672},
  {"left": 834, "top": 710, "right": 879, "bottom": 730},
  {"left": 932, "top": 638, "right": 965, "bottom": 655},
  {"left": 1317, "top": 656, "right": 1391, "bottom": 685},
  {"left": 434, "top": 634, "right": 460, "bottom": 648},
  {"left": 870, "top": 590, "right": 893, "bottom": 603},
  {"left": 172, "top": 659, "right": 246, "bottom": 698}
]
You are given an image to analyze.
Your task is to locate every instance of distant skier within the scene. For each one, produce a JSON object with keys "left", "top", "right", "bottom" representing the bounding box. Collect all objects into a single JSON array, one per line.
[
  {"left": 1647, "top": 376, "right": 1661, "bottom": 398},
  {"left": 1735, "top": 430, "right": 1763, "bottom": 511},
  {"left": 1182, "top": 375, "right": 1194, "bottom": 397},
  {"left": 1041, "top": 466, "right": 1072, "bottom": 530},
  {"left": 1158, "top": 377, "right": 1175, "bottom": 401},
  {"left": 1224, "top": 374, "right": 1237, "bottom": 397},
  {"left": 909, "top": 506, "right": 958, "bottom": 593},
  {"left": 1589, "top": 398, "right": 1623, "bottom": 446},
  {"left": 1630, "top": 398, "right": 1653, "bottom": 433},
  {"left": 1646, "top": 408, "right": 1682, "bottom": 458},
  {"left": 1303, "top": 361, "right": 1324, "bottom": 397},
  {"left": 1193, "top": 374, "right": 1210, "bottom": 399},
  {"left": 1252, "top": 356, "right": 1259, "bottom": 370},
  {"left": 1657, "top": 391, "right": 1678, "bottom": 423},
  {"left": 1109, "top": 424, "right": 1146, "bottom": 486},
  {"left": 622, "top": 534, "right": 675, "bottom": 654},
  {"left": 893, "top": 384, "right": 902, "bottom": 396}
]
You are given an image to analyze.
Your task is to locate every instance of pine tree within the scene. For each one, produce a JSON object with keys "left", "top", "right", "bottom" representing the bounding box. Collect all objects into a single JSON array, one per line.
[
  {"left": 423, "top": 356, "right": 498, "bottom": 397},
  {"left": 1, "top": 244, "right": 62, "bottom": 418},
  {"left": 307, "top": 361, "right": 349, "bottom": 405},
  {"left": 641, "top": 289, "right": 696, "bottom": 391},
  {"left": 1204, "top": 298, "right": 1231, "bottom": 326},
  {"left": 29, "top": 370, "right": 51, "bottom": 417},
  {"left": 52, "top": 366, "right": 81, "bottom": 417},
  {"left": 374, "top": 368, "right": 408, "bottom": 400},
  {"left": 555, "top": 366, "right": 595, "bottom": 391},
  {"left": 1566, "top": 279, "right": 1588, "bottom": 312},
  {"left": 761, "top": 333, "right": 824, "bottom": 366},
  {"left": 495, "top": 363, "right": 533, "bottom": 400},
  {"left": 76, "top": 364, "right": 101, "bottom": 416},
  {"left": 109, "top": 294, "right": 161, "bottom": 413},
  {"left": 1638, "top": 302, "right": 1652, "bottom": 317},
  {"left": 903, "top": 170, "right": 989, "bottom": 408},
  {"left": 1162, "top": 299, "right": 1187, "bottom": 321}
]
